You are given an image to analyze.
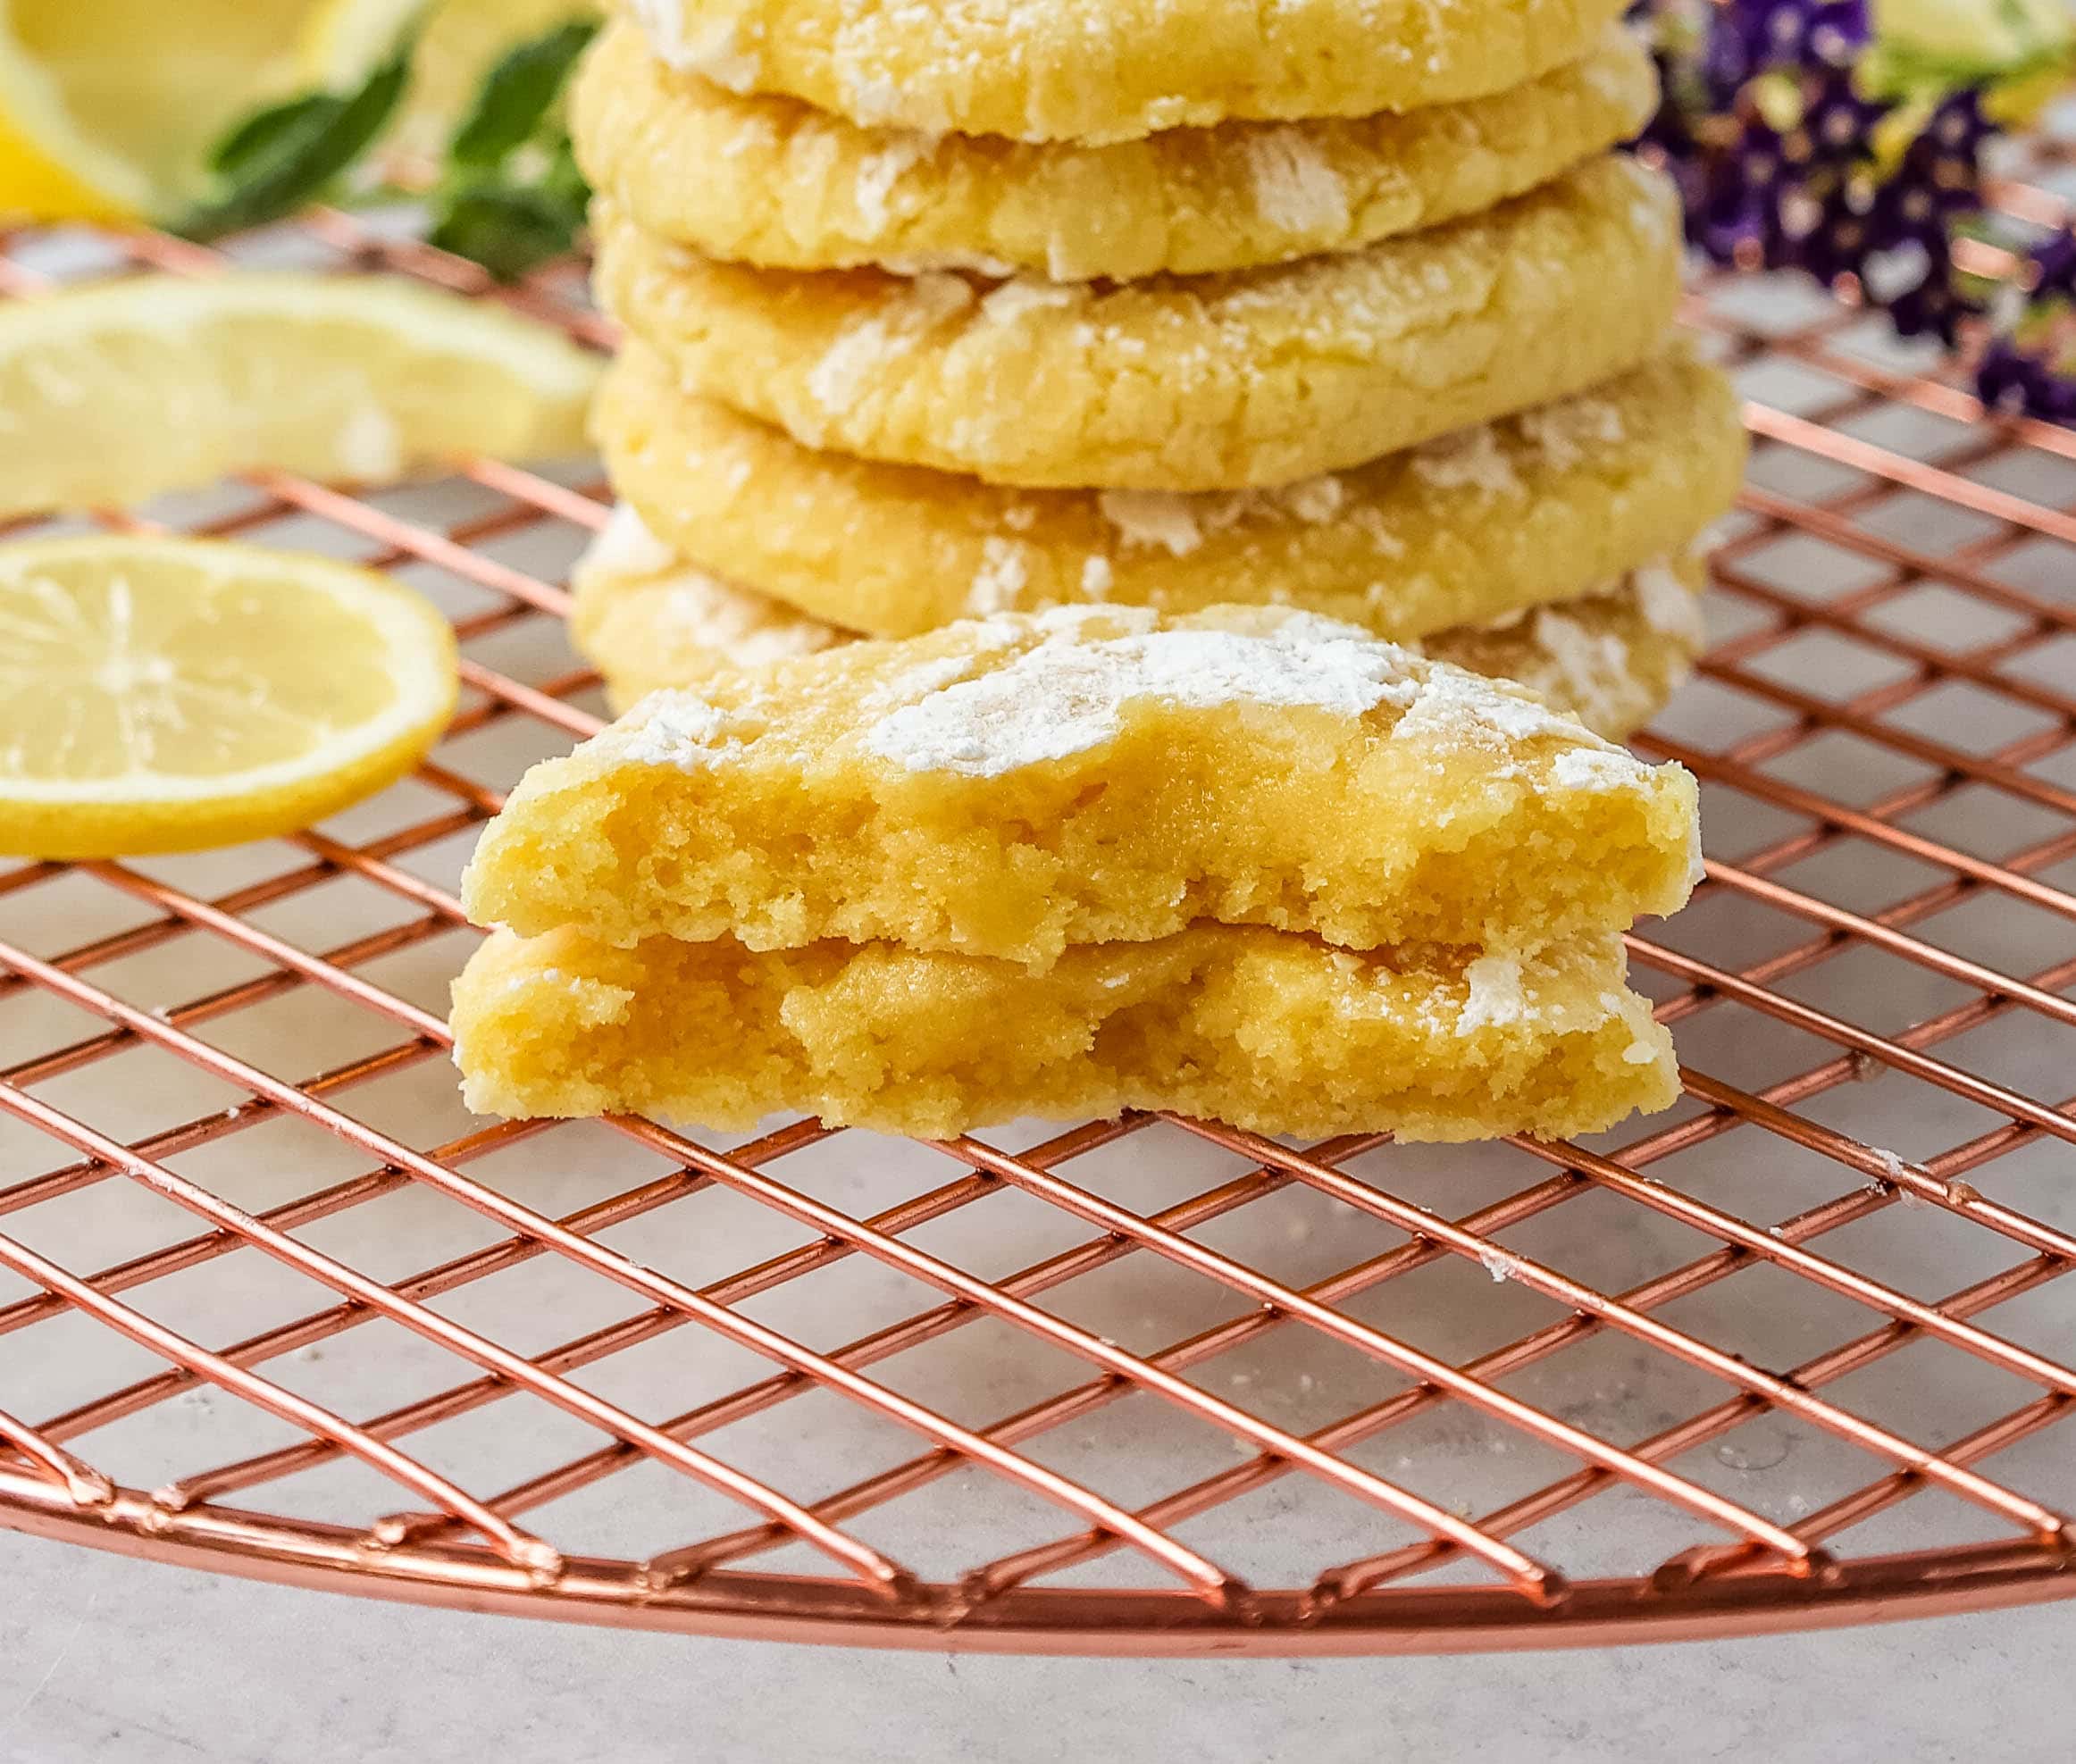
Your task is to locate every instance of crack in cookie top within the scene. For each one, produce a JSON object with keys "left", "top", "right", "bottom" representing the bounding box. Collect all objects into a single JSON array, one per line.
[{"left": 626, "top": 0, "right": 1635, "bottom": 144}]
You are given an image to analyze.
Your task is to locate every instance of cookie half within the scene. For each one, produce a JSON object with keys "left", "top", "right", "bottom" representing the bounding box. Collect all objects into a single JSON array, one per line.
[
  {"left": 453, "top": 923, "right": 1677, "bottom": 1141},
  {"left": 467, "top": 603, "right": 1700, "bottom": 966},
  {"left": 593, "top": 154, "right": 1684, "bottom": 489},
  {"left": 593, "top": 339, "right": 1745, "bottom": 640},
  {"left": 577, "top": 19, "right": 1656, "bottom": 280},
  {"left": 623, "top": 0, "right": 1631, "bottom": 144}
]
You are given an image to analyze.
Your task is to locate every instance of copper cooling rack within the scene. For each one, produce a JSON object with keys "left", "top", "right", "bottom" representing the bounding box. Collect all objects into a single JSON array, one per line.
[{"left": 4, "top": 157, "right": 2076, "bottom": 1656}]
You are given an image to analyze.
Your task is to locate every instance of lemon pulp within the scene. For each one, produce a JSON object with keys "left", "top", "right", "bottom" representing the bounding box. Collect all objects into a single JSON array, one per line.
[{"left": 0, "top": 535, "right": 459, "bottom": 857}]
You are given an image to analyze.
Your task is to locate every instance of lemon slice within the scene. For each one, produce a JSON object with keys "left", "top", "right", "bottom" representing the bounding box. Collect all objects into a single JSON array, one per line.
[
  {"left": 0, "top": 0, "right": 315, "bottom": 222},
  {"left": 0, "top": 270, "right": 600, "bottom": 519},
  {"left": 0, "top": 535, "right": 458, "bottom": 857},
  {"left": 299, "top": 0, "right": 597, "bottom": 159}
]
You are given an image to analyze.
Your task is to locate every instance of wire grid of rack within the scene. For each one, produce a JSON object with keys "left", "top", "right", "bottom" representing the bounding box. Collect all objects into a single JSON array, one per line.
[{"left": 2, "top": 146, "right": 2076, "bottom": 1655}]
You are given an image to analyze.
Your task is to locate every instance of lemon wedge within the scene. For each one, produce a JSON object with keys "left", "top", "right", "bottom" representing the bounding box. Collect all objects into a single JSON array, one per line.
[
  {"left": 0, "top": 0, "right": 316, "bottom": 222},
  {"left": 299, "top": 0, "right": 597, "bottom": 159},
  {"left": 0, "top": 535, "right": 458, "bottom": 858},
  {"left": 0, "top": 270, "right": 600, "bottom": 519}
]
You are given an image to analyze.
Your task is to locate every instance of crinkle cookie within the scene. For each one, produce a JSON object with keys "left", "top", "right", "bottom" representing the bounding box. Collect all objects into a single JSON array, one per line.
[
  {"left": 594, "top": 155, "right": 1682, "bottom": 489},
  {"left": 570, "top": 507, "right": 1708, "bottom": 733},
  {"left": 623, "top": 0, "right": 1631, "bottom": 144},
  {"left": 465, "top": 603, "right": 1700, "bottom": 967},
  {"left": 452, "top": 923, "right": 1677, "bottom": 1140},
  {"left": 576, "top": 18, "right": 1655, "bottom": 280},
  {"left": 593, "top": 339, "right": 1744, "bottom": 639},
  {"left": 569, "top": 503, "right": 850, "bottom": 698},
  {"left": 1424, "top": 553, "right": 1705, "bottom": 741}
]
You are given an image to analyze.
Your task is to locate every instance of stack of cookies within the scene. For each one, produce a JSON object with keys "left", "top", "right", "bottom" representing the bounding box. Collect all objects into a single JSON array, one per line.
[
  {"left": 454, "top": 606, "right": 1698, "bottom": 1139},
  {"left": 563, "top": 0, "right": 1746, "bottom": 732},
  {"left": 446, "top": 0, "right": 1729, "bottom": 1140}
]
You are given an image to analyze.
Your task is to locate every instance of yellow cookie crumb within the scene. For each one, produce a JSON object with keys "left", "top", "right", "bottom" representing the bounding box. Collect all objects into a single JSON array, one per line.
[
  {"left": 595, "top": 339, "right": 1744, "bottom": 639},
  {"left": 592, "top": 154, "right": 1684, "bottom": 489},
  {"left": 571, "top": 506, "right": 1709, "bottom": 737},
  {"left": 451, "top": 923, "right": 1677, "bottom": 1140},
  {"left": 622, "top": 0, "right": 1632, "bottom": 144},
  {"left": 465, "top": 604, "right": 1700, "bottom": 968},
  {"left": 577, "top": 20, "right": 1656, "bottom": 280}
]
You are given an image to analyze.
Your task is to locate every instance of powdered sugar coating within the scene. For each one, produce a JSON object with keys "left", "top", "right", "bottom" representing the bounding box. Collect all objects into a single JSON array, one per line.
[
  {"left": 804, "top": 272, "right": 974, "bottom": 420},
  {"left": 631, "top": 0, "right": 761, "bottom": 87},
  {"left": 1552, "top": 747, "right": 1649, "bottom": 790},
  {"left": 851, "top": 136, "right": 933, "bottom": 236},
  {"left": 582, "top": 502, "right": 680, "bottom": 581},
  {"left": 1244, "top": 128, "right": 1351, "bottom": 233},
  {"left": 864, "top": 616, "right": 1422, "bottom": 776},
  {"left": 967, "top": 537, "right": 1032, "bottom": 612},
  {"left": 617, "top": 695, "right": 735, "bottom": 769},
  {"left": 1411, "top": 426, "right": 1524, "bottom": 497},
  {"left": 1097, "top": 490, "right": 1206, "bottom": 556},
  {"left": 1095, "top": 474, "right": 1353, "bottom": 556},
  {"left": 1632, "top": 561, "right": 1706, "bottom": 642},
  {"left": 1517, "top": 395, "right": 1626, "bottom": 470},
  {"left": 980, "top": 278, "right": 1084, "bottom": 324},
  {"left": 1458, "top": 953, "right": 1530, "bottom": 1035},
  {"left": 571, "top": 506, "right": 848, "bottom": 691}
]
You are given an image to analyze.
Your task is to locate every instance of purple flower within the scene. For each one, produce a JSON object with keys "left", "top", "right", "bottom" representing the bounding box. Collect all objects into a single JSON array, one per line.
[
  {"left": 1629, "top": 2, "right": 1904, "bottom": 279},
  {"left": 1888, "top": 255, "right": 1980, "bottom": 346},
  {"left": 1978, "top": 334, "right": 2076, "bottom": 421},
  {"left": 2029, "top": 230, "right": 2076, "bottom": 297},
  {"left": 1630, "top": 0, "right": 2076, "bottom": 428},
  {"left": 1703, "top": 0, "right": 1868, "bottom": 89}
]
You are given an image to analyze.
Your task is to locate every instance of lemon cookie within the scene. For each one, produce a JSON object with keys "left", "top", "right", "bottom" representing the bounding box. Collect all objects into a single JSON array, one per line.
[
  {"left": 594, "top": 339, "right": 1744, "bottom": 639},
  {"left": 577, "top": 19, "right": 1656, "bottom": 280},
  {"left": 569, "top": 502, "right": 849, "bottom": 697},
  {"left": 464, "top": 605, "right": 1700, "bottom": 967},
  {"left": 453, "top": 923, "right": 1677, "bottom": 1140},
  {"left": 1425, "top": 555, "right": 1705, "bottom": 741},
  {"left": 624, "top": 0, "right": 1632, "bottom": 144},
  {"left": 570, "top": 507, "right": 1708, "bottom": 737},
  {"left": 593, "top": 154, "right": 1684, "bottom": 489}
]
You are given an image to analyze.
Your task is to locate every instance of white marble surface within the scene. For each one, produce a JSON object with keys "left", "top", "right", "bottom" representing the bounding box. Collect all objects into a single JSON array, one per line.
[{"left": 0, "top": 1527, "right": 2070, "bottom": 1763}]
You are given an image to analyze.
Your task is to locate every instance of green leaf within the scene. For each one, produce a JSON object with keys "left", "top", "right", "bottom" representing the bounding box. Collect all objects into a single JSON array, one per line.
[
  {"left": 419, "top": 19, "right": 598, "bottom": 280},
  {"left": 428, "top": 183, "right": 585, "bottom": 280},
  {"left": 174, "top": 11, "right": 599, "bottom": 280},
  {"left": 539, "top": 135, "right": 589, "bottom": 207},
  {"left": 207, "top": 93, "right": 345, "bottom": 180},
  {"left": 446, "top": 20, "right": 599, "bottom": 171},
  {"left": 175, "top": 29, "right": 416, "bottom": 241}
]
